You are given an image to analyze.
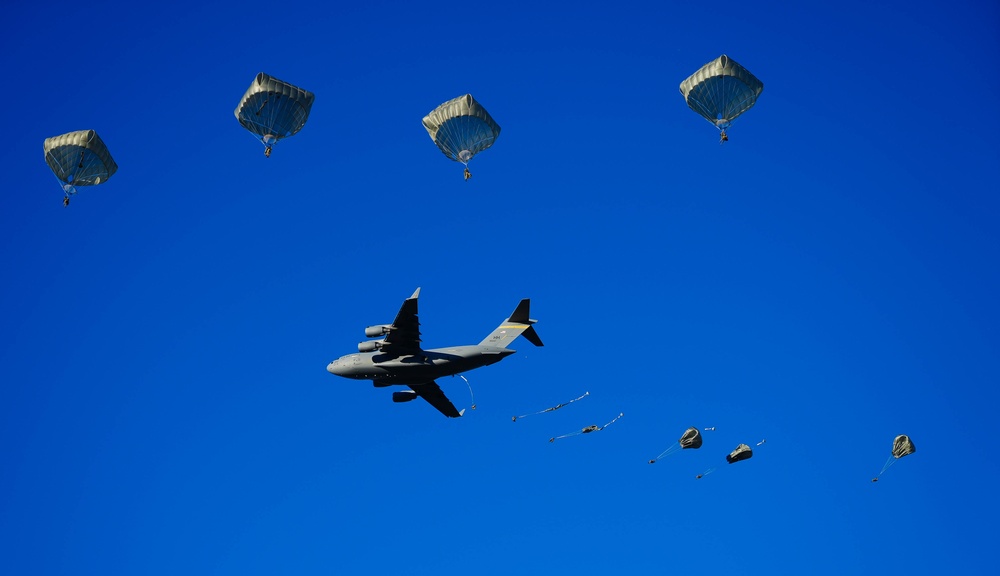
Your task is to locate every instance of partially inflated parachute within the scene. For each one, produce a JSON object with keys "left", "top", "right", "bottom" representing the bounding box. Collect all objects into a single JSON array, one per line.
[
  {"left": 726, "top": 443, "right": 753, "bottom": 464},
  {"left": 235, "top": 73, "right": 314, "bottom": 157},
  {"left": 43, "top": 130, "right": 118, "bottom": 206},
  {"left": 680, "top": 55, "right": 763, "bottom": 142},
  {"left": 892, "top": 435, "right": 916, "bottom": 459},
  {"left": 649, "top": 426, "right": 703, "bottom": 463},
  {"left": 873, "top": 435, "right": 916, "bottom": 481},
  {"left": 422, "top": 94, "right": 500, "bottom": 180}
]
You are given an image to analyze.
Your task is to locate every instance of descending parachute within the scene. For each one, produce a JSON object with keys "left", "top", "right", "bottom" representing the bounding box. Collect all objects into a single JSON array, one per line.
[
  {"left": 698, "top": 441, "right": 760, "bottom": 478},
  {"left": 422, "top": 94, "right": 500, "bottom": 180},
  {"left": 513, "top": 391, "right": 589, "bottom": 421},
  {"left": 43, "top": 130, "right": 118, "bottom": 206},
  {"left": 549, "top": 412, "right": 623, "bottom": 442},
  {"left": 726, "top": 443, "right": 753, "bottom": 464},
  {"left": 235, "top": 72, "right": 314, "bottom": 157},
  {"left": 873, "top": 435, "right": 916, "bottom": 482},
  {"left": 680, "top": 55, "right": 763, "bottom": 143},
  {"left": 649, "top": 426, "right": 703, "bottom": 464}
]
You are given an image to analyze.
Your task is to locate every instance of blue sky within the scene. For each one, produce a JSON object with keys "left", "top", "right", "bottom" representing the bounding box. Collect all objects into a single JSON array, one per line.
[{"left": 2, "top": 0, "right": 998, "bottom": 573}]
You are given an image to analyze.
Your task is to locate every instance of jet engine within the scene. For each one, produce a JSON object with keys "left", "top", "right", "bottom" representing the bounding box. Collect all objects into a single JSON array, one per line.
[
  {"left": 365, "top": 324, "right": 392, "bottom": 337},
  {"left": 392, "top": 390, "right": 419, "bottom": 403},
  {"left": 358, "top": 341, "right": 381, "bottom": 353}
]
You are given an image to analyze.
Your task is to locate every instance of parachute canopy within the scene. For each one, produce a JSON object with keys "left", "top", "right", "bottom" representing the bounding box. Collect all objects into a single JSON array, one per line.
[
  {"left": 726, "top": 443, "right": 753, "bottom": 464},
  {"left": 422, "top": 94, "right": 500, "bottom": 165},
  {"left": 679, "top": 427, "right": 703, "bottom": 449},
  {"left": 650, "top": 426, "right": 704, "bottom": 463},
  {"left": 235, "top": 72, "right": 314, "bottom": 154},
  {"left": 892, "top": 435, "right": 916, "bottom": 459},
  {"left": 680, "top": 55, "right": 763, "bottom": 131},
  {"left": 43, "top": 130, "right": 118, "bottom": 195}
]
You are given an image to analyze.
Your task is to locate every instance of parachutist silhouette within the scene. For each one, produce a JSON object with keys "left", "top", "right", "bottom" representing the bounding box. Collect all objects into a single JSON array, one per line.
[
  {"left": 720, "top": 130, "right": 729, "bottom": 143},
  {"left": 464, "top": 167, "right": 471, "bottom": 180},
  {"left": 63, "top": 196, "right": 70, "bottom": 207},
  {"left": 264, "top": 146, "right": 272, "bottom": 158}
]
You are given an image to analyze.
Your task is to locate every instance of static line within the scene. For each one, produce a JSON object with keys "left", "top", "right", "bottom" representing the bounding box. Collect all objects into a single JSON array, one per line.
[{"left": 459, "top": 374, "right": 476, "bottom": 410}]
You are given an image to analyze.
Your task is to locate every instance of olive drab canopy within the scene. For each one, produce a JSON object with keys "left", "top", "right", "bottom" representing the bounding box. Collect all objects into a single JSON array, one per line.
[
  {"left": 726, "top": 443, "right": 753, "bottom": 464},
  {"left": 422, "top": 94, "right": 500, "bottom": 164},
  {"left": 892, "top": 435, "right": 916, "bottom": 459},
  {"left": 680, "top": 55, "right": 763, "bottom": 130},
  {"left": 43, "top": 130, "right": 118, "bottom": 193},
  {"left": 234, "top": 73, "right": 314, "bottom": 153},
  {"left": 679, "top": 427, "right": 703, "bottom": 449}
]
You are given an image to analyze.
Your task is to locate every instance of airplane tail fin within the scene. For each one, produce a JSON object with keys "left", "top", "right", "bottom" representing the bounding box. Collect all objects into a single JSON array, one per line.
[{"left": 479, "top": 298, "right": 543, "bottom": 348}]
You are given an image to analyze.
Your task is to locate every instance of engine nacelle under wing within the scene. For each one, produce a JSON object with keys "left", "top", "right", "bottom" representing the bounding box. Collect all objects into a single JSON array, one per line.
[
  {"left": 365, "top": 325, "right": 392, "bottom": 338},
  {"left": 392, "top": 390, "right": 419, "bottom": 403},
  {"left": 358, "top": 341, "right": 381, "bottom": 353}
]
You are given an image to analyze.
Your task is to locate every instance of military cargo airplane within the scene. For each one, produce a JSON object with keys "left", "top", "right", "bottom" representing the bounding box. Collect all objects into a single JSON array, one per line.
[{"left": 326, "top": 288, "right": 543, "bottom": 418}]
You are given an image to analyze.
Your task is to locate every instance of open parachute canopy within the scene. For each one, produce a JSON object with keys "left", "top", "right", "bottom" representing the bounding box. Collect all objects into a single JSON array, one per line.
[
  {"left": 892, "top": 435, "right": 916, "bottom": 459},
  {"left": 874, "top": 434, "right": 916, "bottom": 481},
  {"left": 726, "top": 443, "right": 753, "bottom": 464},
  {"left": 680, "top": 55, "right": 763, "bottom": 135},
  {"left": 422, "top": 94, "right": 500, "bottom": 176},
  {"left": 43, "top": 130, "right": 117, "bottom": 202},
  {"left": 649, "top": 426, "right": 704, "bottom": 463},
  {"left": 235, "top": 72, "right": 314, "bottom": 156},
  {"left": 679, "top": 427, "right": 703, "bottom": 449}
]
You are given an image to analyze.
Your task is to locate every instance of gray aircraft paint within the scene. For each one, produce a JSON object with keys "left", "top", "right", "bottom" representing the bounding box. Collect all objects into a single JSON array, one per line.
[{"left": 327, "top": 288, "right": 542, "bottom": 417}]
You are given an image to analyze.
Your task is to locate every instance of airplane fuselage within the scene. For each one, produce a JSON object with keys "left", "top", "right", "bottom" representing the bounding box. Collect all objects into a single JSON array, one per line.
[{"left": 327, "top": 345, "right": 515, "bottom": 385}]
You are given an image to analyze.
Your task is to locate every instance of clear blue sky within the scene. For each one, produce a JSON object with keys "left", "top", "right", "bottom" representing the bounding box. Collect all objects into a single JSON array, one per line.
[{"left": 3, "top": 1, "right": 998, "bottom": 573}]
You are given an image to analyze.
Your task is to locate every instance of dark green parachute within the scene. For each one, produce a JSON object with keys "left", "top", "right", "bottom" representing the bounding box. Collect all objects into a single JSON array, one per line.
[
  {"left": 873, "top": 435, "right": 916, "bottom": 482},
  {"left": 422, "top": 94, "right": 500, "bottom": 179},
  {"left": 726, "top": 443, "right": 753, "bottom": 464},
  {"left": 43, "top": 130, "right": 118, "bottom": 205},
  {"left": 680, "top": 55, "right": 763, "bottom": 141},
  {"left": 892, "top": 435, "right": 916, "bottom": 459},
  {"left": 649, "top": 427, "right": 703, "bottom": 463},
  {"left": 235, "top": 73, "right": 314, "bottom": 157}
]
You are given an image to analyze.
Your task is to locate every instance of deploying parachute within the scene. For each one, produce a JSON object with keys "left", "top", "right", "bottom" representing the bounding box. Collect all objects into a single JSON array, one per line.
[
  {"left": 726, "top": 443, "right": 753, "bottom": 464},
  {"left": 43, "top": 130, "right": 118, "bottom": 206},
  {"left": 549, "top": 412, "right": 623, "bottom": 442},
  {"left": 698, "top": 441, "right": 761, "bottom": 479},
  {"left": 235, "top": 73, "right": 314, "bottom": 157},
  {"left": 422, "top": 94, "right": 500, "bottom": 180},
  {"left": 649, "top": 426, "right": 703, "bottom": 464},
  {"left": 513, "top": 391, "right": 588, "bottom": 421},
  {"left": 872, "top": 435, "right": 916, "bottom": 482},
  {"left": 680, "top": 55, "right": 763, "bottom": 143}
]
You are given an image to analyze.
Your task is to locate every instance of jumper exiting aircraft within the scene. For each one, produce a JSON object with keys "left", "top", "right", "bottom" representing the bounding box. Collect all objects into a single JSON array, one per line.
[{"left": 327, "top": 288, "right": 543, "bottom": 418}]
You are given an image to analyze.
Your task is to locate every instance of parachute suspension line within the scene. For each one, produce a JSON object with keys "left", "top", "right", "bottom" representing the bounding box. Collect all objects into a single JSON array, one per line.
[
  {"left": 459, "top": 374, "right": 476, "bottom": 410},
  {"left": 878, "top": 455, "right": 897, "bottom": 477},
  {"left": 650, "top": 443, "right": 681, "bottom": 463},
  {"left": 512, "top": 391, "right": 589, "bottom": 421},
  {"left": 602, "top": 412, "right": 624, "bottom": 430}
]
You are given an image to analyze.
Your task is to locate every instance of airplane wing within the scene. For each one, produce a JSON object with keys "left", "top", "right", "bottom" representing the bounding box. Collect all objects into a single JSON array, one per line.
[
  {"left": 409, "top": 381, "right": 463, "bottom": 418},
  {"left": 381, "top": 288, "right": 422, "bottom": 356}
]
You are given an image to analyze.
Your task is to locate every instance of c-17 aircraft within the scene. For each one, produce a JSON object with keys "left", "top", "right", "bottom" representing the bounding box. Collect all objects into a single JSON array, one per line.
[{"left": 326, "top": 288, "right": 543, "bottom": 418}]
